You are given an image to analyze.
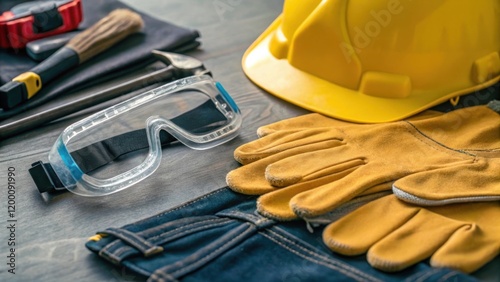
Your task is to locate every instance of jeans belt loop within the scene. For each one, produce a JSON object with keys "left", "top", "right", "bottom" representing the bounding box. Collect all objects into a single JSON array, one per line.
[{"left": 98, "top": 227, "right": 164, "bottom": 257}]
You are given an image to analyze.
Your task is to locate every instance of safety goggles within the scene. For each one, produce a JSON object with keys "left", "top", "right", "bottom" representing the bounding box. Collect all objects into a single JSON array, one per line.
[{"left": 29, "top": 75, "right": 242, "bottom": 196}]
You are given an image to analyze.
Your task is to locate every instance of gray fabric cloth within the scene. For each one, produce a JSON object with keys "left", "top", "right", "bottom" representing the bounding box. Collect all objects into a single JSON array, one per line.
[{"left": 0, "top": 0, "right": 200, "bottom": 120}]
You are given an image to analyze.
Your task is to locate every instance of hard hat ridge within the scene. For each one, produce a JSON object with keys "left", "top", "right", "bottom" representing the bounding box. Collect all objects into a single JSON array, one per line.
[{"left": 243, "top": 0, "right": 500, "bottom": 122}]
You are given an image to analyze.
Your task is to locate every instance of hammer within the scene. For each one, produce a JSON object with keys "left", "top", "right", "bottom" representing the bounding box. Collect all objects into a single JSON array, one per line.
[
  {"left": 0, "top": 9, "right": 144, "bottom": 110},
  {"left": 0, "top": 51, "right": 209, "bottom": 139}
]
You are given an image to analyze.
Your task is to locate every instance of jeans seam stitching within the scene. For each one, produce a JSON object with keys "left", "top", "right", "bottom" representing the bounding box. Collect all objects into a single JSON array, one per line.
[
  {"left": 102, "top": 219, "right": 233, "bottom": 259},
  {"left": 143, "top": 218, "right": 229, "bottom": 239},
  {"left": 168, "top": 224, "right": 254, "bottom": 277},
  {"left": 147, "top": 219, "right": 232, "bottom": 243},
  {"left": 150, "top": 269, "right": 177, "bottom": 282},
  {"left": 221, "top": 210, "right": 266, "bottom": 223},
  {"left": 437, "top": 271, "right": 462, "bottom": 282},
  {"left": 137, "top": 216, "right": 221, "bottom": 237},
  {"left": 98, "top": 240, "right": 123, "bottom": 264},
  {"left": 406, "top": 268, "right": 443, "bottom": 282},
  {"left": 102, "top": 238, "right": 146, "bottom": 260},
  {"left": 263, "top": 229, "right": 382, "bottom": 282},
  {"left": 100, "top": 239, "right": 122, "bottom": 258},
  {"left": 110, "top": 244, "right": 129, "bottom": 258},
  {"left": 106, "top": 228, "right": 157, "bottom": 250},
  {"left": 225, "top": 210, "right": 259, "bottom": 220},
  {"left": 150, "top": 188, "right": 227, "bottom": 219},
  {"left": 221, "top": 210, "right": 274, "bottom": 227},
  {"left": 124, "top": 188, "right": 227, "bottom": 228}
]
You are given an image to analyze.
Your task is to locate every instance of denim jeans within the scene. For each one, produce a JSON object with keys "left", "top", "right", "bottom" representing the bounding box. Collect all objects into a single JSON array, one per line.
[{"left": 85, "top": 187, "right": 476, "bottom": 282}]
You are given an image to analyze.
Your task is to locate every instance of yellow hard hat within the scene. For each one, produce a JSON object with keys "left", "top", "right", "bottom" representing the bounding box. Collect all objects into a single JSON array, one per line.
[{"left": 242, "top": 0, "right": 500, "bottom": 123}]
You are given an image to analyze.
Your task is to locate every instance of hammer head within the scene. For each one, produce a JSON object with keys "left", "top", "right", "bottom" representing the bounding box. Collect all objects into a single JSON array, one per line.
[{"left": 151, "top": 50, "right": 211, "bottom": 78}]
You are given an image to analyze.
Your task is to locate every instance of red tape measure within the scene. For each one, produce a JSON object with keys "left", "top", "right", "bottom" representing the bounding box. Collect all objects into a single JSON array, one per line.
[{"left": 0, "top": 0, "right": 82, "bottom": 49}]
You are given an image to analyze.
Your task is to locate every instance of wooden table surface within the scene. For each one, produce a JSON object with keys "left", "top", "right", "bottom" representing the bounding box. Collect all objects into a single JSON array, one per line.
[{"left": 0, "top": 0, "right": 497, "bottom": 281}]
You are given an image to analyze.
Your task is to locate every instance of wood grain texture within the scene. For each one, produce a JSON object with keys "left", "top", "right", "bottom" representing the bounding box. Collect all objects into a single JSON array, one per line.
[
  {"left": 0, "top": 0, "right": 498, "bottom": 281},
  {"left": 0, "top": 1, "right": 290, "bottom": 281}
]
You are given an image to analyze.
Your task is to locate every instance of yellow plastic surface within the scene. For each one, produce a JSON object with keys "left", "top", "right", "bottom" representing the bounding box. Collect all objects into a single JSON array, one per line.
[
  {"left": 242, "top": 0, "right": 500, "bottom": 123},
  {"left": 12, "top": 72, "right": 42, "bottom": 99}
]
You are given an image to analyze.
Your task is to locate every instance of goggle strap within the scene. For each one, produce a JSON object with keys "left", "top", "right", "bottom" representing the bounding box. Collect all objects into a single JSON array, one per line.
[
  {"left": 29, "top": 161, "right": 66, "bottom": 194},
  {"left": 71, "top": 99, "right": 226, "bottom": 173},
  {"left": 30, "top": 99, "right": 228, "bottom": 193}
]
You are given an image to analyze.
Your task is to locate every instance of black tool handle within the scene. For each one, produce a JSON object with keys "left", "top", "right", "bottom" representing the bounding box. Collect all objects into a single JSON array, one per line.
[
  {"left": 31, "top": 47, "right": 80, "bottom": 83},
  {"left": 26, "top": 31, "right": 80, "bottom": 61},
  {"left": 0, "top": 46, "right": 79, "bottom": 110},
  {"left": 0, "top": 66, "right": 175, "bottom": 140}
]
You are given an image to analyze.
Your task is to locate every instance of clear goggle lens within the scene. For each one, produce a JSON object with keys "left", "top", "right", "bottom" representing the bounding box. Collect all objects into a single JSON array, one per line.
[{"left": 48, "top": 75, "right": 241, "bottom": 196}]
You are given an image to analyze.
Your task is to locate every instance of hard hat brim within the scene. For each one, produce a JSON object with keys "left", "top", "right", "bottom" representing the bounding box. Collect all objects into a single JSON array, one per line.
[{"left": 242, "top": 16, "right": 499, "bottom": 123}]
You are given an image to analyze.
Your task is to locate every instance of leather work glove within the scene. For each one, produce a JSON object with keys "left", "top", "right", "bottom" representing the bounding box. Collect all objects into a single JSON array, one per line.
[
  {"left": 226, "top": 103, "right": 500, "bottom": 221},
  {"left": 228, "top": 110, "right": 444, "bottom": 192},
  {"left": 322, "top": 194, "right": 500, "bottom": 274},
  {"left": 253, "top": 110, "right": 442, "bottom": 140}
]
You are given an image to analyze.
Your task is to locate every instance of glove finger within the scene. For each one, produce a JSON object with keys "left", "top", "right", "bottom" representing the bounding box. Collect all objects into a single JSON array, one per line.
[
  {"left": 257, "top": 110, "right": 444, "bottom": 137},
  {"left": 265, "top": 145, "right": 362, "bottom": 187},
  {"left": 430, "top": 202, "right": 500, "bottom": 273},
  {"left": 234, "top": 128, "right": 344, "bottom": 165},
  {"left": 291, "top": 163, "right": 402, "bottom": 217},
  {"left": 367, "top": 207, "right": 468, "bottom": 272},
  {"left": 226, "top": 140, "right": 344, "bottom": 195},
  {"left": 302, "top": 189, "right": 392, "bottom": 225},
  {"left": 257, "top": 166, "right": 360, "bottom": 221},
  {"left": 409, "top": 104, "right": 500, "bottom": 150},
  {"left": 393, "top": 161, "right": 500, "bottom": 206},
  {"left": 323, "top": 195, "right": 418, "bottom": 256},
  {"left": 431, "top": 226, "right": 500, "bottom": 274}
]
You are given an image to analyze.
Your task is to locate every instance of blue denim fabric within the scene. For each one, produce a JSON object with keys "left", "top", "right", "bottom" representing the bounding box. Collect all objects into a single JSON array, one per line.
[{"left": 85, "top": 187, "right": 476, "bottom": 282}]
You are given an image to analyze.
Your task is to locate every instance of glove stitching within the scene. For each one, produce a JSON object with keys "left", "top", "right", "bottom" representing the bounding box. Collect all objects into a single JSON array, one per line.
[
  {"left": 461, "top": 148, "right": 500, "bottom": 152},
  {"left": 302, "top": 190, "right": 393, "bottom": 224},
  {"left": 366, "top": 209, "right": 475, "bottom": 273},
  {"left": 268, "top": 158, "right": 365, "bottom": 186},
  {"left": 324, "top": 236, "right": 356, "bottom": 256},
  {"left": 256, "top": 200, "right": 296, "bottom": 221},
  {"left": 236, "top": 137, "right": 345, "bottom": 164},
  {"left": 367, "top": 248, "right": 410, "bottom": 273},
  {"left": 393, "top": 185, "right": 500, "bottom": 206},
  {"left": 404, "top": 121, "right": 479, "bottom": 159}
]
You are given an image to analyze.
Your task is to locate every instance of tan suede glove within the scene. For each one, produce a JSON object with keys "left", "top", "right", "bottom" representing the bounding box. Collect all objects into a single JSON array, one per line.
[
  {"left": 226, "top": 104, "right": 500, "bottom": 220},
  {"left": 322, "top": 194, "right": 500, "bottom": 274}
]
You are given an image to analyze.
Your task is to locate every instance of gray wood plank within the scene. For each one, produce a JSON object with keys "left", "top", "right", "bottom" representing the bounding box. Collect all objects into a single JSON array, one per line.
[
  {"left": 0, "top": 0, "right": 498, "bottom": 281},
  {"left": 0, "top": 1, "right": 291, "bottom": 281}
]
